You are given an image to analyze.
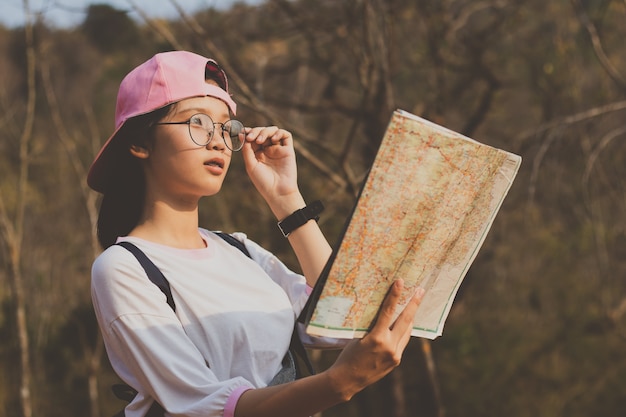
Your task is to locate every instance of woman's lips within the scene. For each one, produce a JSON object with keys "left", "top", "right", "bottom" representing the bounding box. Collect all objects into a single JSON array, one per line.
[{"left": 204, "top": 157, "right": 225, "bottom": 174}]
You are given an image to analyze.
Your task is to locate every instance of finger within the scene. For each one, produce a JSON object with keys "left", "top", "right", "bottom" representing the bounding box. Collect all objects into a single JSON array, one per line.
[
  {"left": 370, "top": 279, "right": 405, "bottom": 332},
  {"left": 246, "top": 126, "right": 280, "bottom": 145},
  {"left": 390, "top": 287, "right": 425, "bottom": 337},
  {"left": 243, "top": 126, "right": 263, "bottom": 143},
  {"left": 262, "top": 129, "right": 291, "bottom": 150},
  {"left": 383, "top": 288, "right": 425, "bottom": 357},
  {"left": 241, "top": 142, "right": 259, "bottom": 175},
  {"left": 243, "top": 127, "right": 272, "bottom": 155},
  {"left": 240, "top": 141, "right": 259, "bottom": 170},
  {"left": 269, "top": 129, "right": 292, "bottom": 145}
]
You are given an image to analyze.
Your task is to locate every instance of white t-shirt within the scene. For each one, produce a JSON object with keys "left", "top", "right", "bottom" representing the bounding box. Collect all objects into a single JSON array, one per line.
[{"left": 91, "top": 229, "right": 312, "bottom": 417}]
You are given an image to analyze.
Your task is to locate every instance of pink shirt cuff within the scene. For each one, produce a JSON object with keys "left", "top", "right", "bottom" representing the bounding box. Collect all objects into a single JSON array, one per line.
[
  {"left": 306, "top": 284, "right": 313, "bottom": 296},
  {"left": 224, "top": 385, "right": 254, "bottom": 417}
]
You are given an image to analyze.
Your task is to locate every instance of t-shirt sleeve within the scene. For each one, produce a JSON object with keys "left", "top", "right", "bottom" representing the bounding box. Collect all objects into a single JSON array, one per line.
[
  {"left": 232, "top": 233, "right": 349, "bottom": 350},
  {"left": 232, "top": 233, "right": 311, "bottom": 315}
]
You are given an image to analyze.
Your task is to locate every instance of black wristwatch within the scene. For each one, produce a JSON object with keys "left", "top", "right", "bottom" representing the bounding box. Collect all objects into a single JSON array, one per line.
[{"left": 277, "top": 200, "right": 324, "bottom": 237}]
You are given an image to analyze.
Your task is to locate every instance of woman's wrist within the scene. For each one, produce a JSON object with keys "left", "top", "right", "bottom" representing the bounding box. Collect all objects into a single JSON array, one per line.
[
  {"left": 268, "top": 192, "right": 307, "bottom": 221},
  {"left": 321, "top": 367, "right": 361, "bottom": 403},
  {"left": 277, "top": 201, "right": 324, "bottom": 237}
]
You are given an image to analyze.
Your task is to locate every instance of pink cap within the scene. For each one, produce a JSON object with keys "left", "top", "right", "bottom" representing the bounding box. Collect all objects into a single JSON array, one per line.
[{"left": 87, "top": 51, "right": 237, "bottom": 193}]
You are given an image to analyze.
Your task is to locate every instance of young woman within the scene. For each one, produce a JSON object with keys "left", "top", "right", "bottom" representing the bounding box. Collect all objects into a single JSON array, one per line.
[{"left": 88, "top": 50, "right": 424, "bottom": 417}]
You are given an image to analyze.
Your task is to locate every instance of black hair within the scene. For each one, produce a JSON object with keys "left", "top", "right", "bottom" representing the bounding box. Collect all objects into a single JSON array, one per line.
[{"left": 96, "top": 105, "right": 173, "bottom": 249}]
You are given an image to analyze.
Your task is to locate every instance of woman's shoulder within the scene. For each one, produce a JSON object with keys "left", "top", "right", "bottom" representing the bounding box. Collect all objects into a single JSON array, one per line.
[
  {"left": 90, "top": 242, "right": 179, "bottom": 322},
  {"left": 91, "top": 243, "right": 147, "bottom": 287},
  {"left": 93, "top": 243, "right": 135, "bottom": 269}
]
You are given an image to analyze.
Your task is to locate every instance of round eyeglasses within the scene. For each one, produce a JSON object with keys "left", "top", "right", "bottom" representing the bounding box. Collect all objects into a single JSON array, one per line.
[{"left": 156, "top": 113, "right": 245, "bottom": 151}]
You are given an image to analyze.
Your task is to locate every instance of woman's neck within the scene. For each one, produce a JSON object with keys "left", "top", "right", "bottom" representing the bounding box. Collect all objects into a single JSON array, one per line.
[{"left": 129, "top": 200, "right": 205, "bottom": 249}]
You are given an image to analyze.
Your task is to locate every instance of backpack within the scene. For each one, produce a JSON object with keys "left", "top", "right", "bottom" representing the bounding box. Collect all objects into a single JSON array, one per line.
[{"left": 111, "top": 232, "right": 314, "bottom": 417}]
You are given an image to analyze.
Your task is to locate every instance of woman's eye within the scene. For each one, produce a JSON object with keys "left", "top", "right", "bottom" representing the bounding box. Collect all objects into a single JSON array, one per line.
[{"left": 190, "top": 116, "right": 203, "bottom": 126}]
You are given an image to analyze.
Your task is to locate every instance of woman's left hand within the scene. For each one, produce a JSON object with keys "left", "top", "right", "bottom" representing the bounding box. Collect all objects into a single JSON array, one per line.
[
  {"left": 241, "top": 126, "right": 332, "bottom": 287},
  {"left": 241, "top": 126, "right": 300, "bottom": 205}
]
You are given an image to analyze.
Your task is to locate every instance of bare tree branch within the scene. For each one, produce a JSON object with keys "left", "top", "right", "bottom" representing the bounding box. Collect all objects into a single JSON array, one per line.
[
  {"left": 38, "top": 44, "right": 102, "bottom": 257},
  {"left": 570, "top": 0, "right": 626, "bottom": 90},
  {"left": 527, "top": 129, "right": 559, "bottom": 206},
  {"left": 39, "top": 37, "right": 106, "bottom": 417},
  {"left": 167, "top": 0, "right": 349, "bottom": 190},
  {"left": 0, "top": 1, "right": 38, "bottom": 416},
  {"left": 516, "top": 100, "right": 626, "bottom": 143},
  {"left": 16, "top": 0, "right": 36, "bottom": 411},
  {"left": 580, "top": 125, "right": 626, "bottom": 277},
  {"left": 127, "top": 0, "right": 185, "bottom": 49},
  {"left": 445, "top": 0, "right": 509, "bottom": 41},
  {"left": 610, "top": 297, "right": 626, "bottom": 322},
  {"left": 582, "top": 125, "right": 626, "bottom": 189}
]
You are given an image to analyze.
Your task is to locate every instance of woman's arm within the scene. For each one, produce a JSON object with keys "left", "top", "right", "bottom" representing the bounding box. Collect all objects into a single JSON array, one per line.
[
  {"left": 234, "top": 280, "right": 425, "bottom": 417},
  {"left": 241, "top": 126, "right": 332, "bottom": 286},
  {"left": 282, "top": 216, "right": 332, "bottom": 287},
  {"left": 240, "top": 126, "right": 426, "bottom": 416}
]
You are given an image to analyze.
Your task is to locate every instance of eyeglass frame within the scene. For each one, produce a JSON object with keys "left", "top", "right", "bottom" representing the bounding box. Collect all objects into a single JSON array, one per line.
[{"left": 154, "top": 113, "right": 245, "bottom": 151}]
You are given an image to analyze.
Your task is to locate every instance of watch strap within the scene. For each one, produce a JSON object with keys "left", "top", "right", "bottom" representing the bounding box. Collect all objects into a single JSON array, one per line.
[{"left": 277, "top": 200, "right": 324, "bottom": 237}]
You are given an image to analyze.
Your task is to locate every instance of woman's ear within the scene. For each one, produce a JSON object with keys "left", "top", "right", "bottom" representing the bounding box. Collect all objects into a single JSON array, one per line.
[{"left": 129, "top": 144, "right": 150, "bottom": 159}]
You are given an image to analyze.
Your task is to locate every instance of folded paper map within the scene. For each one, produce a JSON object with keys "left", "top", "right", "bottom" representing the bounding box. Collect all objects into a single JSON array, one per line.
[{"left": 303, "top": 109, "right": 521, "bottom": 339}]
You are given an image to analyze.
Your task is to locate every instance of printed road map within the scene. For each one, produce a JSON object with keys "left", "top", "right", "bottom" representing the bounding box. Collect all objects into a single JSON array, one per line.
[{"left": 305, "top": 110, "right": 522, "bottom": 339}]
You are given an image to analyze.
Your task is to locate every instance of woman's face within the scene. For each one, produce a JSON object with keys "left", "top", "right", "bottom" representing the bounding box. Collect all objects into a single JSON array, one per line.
[{"left": 142, "top": 95, "right": 234, "bottom": 205}]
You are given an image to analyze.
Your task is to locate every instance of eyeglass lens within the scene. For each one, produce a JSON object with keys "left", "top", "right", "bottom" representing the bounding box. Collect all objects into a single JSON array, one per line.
[{"left": 189, "top": 114, "right": 245, "bottom": 151}]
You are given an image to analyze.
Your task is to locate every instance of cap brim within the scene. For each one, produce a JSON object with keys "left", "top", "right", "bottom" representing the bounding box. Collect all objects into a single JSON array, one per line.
[{"left": 86, "top": 123, "right": 126, "bottom": 193}]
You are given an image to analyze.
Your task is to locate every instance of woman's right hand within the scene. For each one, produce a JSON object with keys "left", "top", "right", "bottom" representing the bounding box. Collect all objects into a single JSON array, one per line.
[
  {"left": 324, "top": 280, "right": 425, "bottom": 401},
  {"left": 234, "top": 280, "right": 425, "bottom": 417}
]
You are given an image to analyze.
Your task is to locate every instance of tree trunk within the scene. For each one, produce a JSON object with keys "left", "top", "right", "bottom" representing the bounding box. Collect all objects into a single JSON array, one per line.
[
  {"left": 421, "top": 339, "right": 445, "bottom": 417},
  {"left": 8, "top": 260, "right": 32, "bottom": 417},
  {"left": 5, "top": 2, "right": 38, "bottom": 416}
]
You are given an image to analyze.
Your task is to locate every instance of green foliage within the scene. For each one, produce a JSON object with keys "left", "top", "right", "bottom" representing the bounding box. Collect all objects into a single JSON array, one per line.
[{"left": 0, "top": 0, "right": 625, "bottom": 416}]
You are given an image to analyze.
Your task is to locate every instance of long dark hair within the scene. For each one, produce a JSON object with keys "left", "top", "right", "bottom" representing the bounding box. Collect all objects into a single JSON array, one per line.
[{"left": 96, "top": 105, "right": 173, "bottom": 248}]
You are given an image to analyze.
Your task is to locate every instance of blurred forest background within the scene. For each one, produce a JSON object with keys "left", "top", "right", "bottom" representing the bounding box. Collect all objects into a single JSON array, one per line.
[{"left": 0, "top": 0, "right": 625, "bottom": 416}]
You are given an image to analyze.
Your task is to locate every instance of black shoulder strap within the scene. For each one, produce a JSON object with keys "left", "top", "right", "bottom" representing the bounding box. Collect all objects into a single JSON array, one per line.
[
  {"left": 117, "top": 241, "right": 177, "bottom": 311},
  {"left": 116, "top": 233, "right": 250, "bottom": 312},
  {"left": 212, "top": 232, "right": 314, "bottom": 376},
  {"left": 213, "top": 231, "right": 251, "bottom": 257}
]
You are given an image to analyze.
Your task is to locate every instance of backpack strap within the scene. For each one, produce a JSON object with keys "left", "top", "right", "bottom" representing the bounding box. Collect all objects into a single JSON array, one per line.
[
  {"left": 213, "top": 231, "right": 251, "bottom": 257},
  {"left": 117, "top": 241, "right": 176, "bottom": 311},
  {"left": 212, "top": 232, "right": 314, "bottom": 376},
  {"left": 116, "top": 232, "right": 249, "bottom": 312}
]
